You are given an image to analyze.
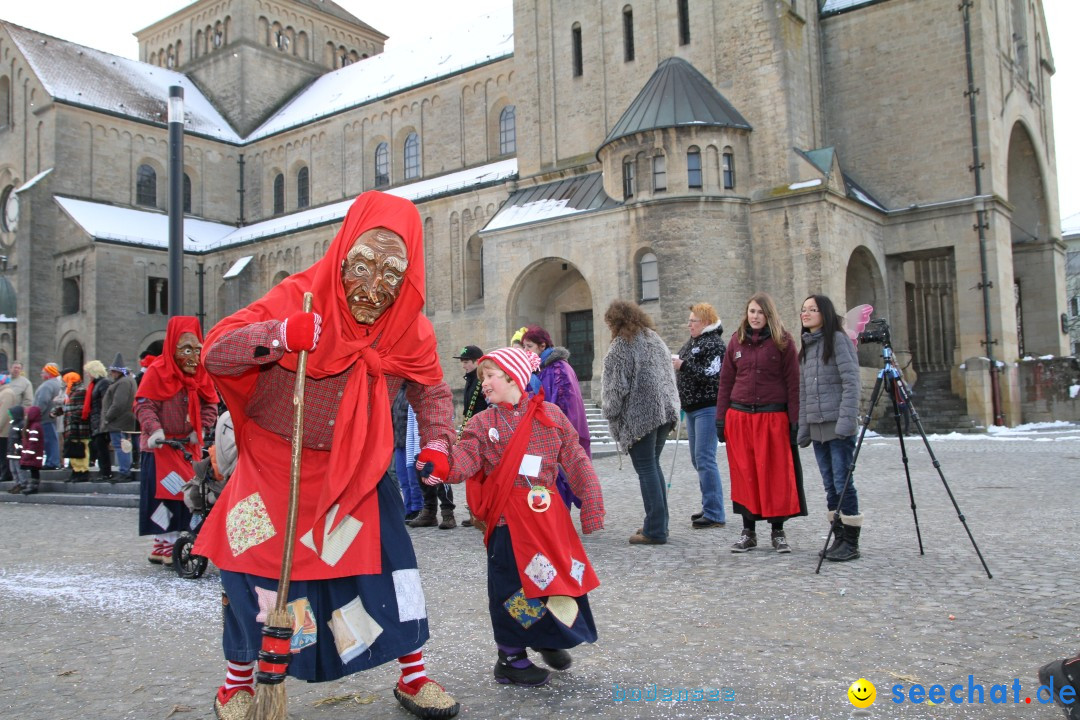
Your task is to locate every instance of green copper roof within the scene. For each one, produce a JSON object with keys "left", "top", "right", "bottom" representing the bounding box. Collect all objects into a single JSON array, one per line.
[{"left": 600, "top": 57, "right": 751, "bottom": 151}]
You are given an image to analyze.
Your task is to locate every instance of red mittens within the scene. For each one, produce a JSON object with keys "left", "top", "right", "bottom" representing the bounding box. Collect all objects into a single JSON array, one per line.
[
  {"left": 416, "top": 439, "right": 450, "bottom": 485},
  {"left": 279, "top": 312, "right": 322, "bottom": 353}
]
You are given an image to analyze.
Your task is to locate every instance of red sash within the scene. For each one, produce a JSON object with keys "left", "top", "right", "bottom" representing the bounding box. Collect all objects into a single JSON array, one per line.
[{"left": 154, "top": 443, "right": 196, "bottom": 500}]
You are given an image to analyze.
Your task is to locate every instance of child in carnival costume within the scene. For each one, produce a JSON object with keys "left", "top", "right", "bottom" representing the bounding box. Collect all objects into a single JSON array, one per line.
[
  {"left": 429, "top": 347, "right": 604, "bottom": 686},
  {"left": 193, "top": 191, "right": 460, "bottom": 720}
]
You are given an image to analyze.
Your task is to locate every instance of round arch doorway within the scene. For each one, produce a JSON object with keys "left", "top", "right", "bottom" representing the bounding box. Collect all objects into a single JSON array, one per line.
[{"left": 508, "top": 258, "right": 595, "bottom": 387}]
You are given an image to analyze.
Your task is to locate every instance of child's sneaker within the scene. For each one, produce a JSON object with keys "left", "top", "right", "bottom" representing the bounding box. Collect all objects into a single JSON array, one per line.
[{"left": 494, "top": 650, "right": 551, "bottom": 686}]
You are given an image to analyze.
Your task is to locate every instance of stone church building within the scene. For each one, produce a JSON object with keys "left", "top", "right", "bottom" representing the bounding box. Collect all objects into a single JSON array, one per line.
[{"left": 0, "top": 0, "right": 1068, "bottom": 426}]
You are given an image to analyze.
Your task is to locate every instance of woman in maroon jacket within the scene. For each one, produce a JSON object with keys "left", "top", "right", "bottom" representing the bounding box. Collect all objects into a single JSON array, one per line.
[{"left": 715, "top": 292, "right": 806, "bottom": 554}]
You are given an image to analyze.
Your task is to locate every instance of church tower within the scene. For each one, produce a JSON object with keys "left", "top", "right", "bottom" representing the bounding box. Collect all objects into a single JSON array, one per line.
[{"left": 134, "top": 0, "right": 387, "bottom": 136}]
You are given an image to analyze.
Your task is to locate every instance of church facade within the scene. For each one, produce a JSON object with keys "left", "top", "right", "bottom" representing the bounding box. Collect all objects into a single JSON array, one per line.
[{"left": 0, "top": 0, "right": 1067, "bottom": 426}]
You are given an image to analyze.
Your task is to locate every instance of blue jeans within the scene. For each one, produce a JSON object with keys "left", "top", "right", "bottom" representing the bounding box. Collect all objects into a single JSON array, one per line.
[
  {"left": 110, "top": 431, "right": 132, "bottom": 475},
  {"left": 813, "top": 436, "right": 858, "bottom": 516},
  {"left": 628, "top": 423, "right": 672, "bottom": 541},
  {"left": 686, "top": 407, "right": 726, "bottom": 523},
  {"left": 393, "top": 447, "right": 424, "bottom": 514},
  {"left": 42, "top": 422, "right": 59, "bottom": 468}
]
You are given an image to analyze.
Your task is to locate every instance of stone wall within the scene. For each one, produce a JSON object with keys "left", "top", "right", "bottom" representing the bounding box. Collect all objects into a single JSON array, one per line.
[{"left": 1016, "top": 356, "right": 1080, "bottom": 423}]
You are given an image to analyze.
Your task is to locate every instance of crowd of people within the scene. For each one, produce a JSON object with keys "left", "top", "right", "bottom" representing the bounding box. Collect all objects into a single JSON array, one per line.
[{"left": 8, "top": 188, "right": 1076, "bottom": 720}]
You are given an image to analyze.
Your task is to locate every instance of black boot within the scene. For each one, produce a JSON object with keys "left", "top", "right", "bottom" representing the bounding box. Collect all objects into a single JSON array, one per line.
[
  {"left": 535, "top": 648, "right": 572, "bottom": 671},
  {"left": 826, "top": 514, "right": 862, "bottom": 562},
  {"left": 819, "top": 511, "right": 845, "bottom": 558},
  {"left": 493, "top": 650, "right": 550, "bottom": 686},
  {"left": 438, "top": 508, "right": 457, "bottom": 530},
  {"left": 408, "top": 507, "right": 438, "bottom": 528},
  {"left": 1037, "top": 653, "right": 1080, "bottom": 720}
]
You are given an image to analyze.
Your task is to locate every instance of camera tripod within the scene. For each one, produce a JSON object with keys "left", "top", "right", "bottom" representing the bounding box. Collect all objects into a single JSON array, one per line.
[{"left": 814, "top": 343, "right": 992, "bottom": 578}]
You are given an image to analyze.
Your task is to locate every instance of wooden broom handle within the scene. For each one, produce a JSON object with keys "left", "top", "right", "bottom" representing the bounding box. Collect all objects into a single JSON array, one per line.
[{"left": 275, "top": 291, "right": 313, "bottom": 610}]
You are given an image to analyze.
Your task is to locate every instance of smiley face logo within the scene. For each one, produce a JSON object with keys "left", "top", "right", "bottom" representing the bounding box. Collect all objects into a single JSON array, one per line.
[{"left": 847, "top": 678, "right": 876, "bottom": 708}]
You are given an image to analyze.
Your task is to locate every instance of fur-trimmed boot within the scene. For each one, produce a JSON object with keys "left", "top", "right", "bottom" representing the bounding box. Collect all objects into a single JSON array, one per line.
[
  {"left": 819, "top": 511, "right": 845, "bottom": 558},
  {"left": 826, "top": 513, "right": 863, "bottom": 562}
]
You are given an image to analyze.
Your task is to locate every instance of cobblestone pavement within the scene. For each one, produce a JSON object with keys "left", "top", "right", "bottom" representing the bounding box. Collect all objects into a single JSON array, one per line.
[{"left": 1, "top": 425, "right": 1078, "bottom": 720}]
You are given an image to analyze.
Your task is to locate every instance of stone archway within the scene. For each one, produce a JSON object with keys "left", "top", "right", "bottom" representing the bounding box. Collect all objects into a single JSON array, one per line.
[
  {"left": 508, "top": 258, "right": 595, "bottom": 384},
  {"left": 1007, "top": 121, "right": 1057, "bottom": 355},
  {"left": 61, "top": 339, "right": 84, "bottom": 373},
  {"left": 845, "top": 246, "right": 887, "bottom": 368}
]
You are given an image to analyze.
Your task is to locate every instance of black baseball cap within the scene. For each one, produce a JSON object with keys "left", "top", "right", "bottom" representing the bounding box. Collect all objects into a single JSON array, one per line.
[{"left": 456, "top": 345, "right": 483, "bottom": 360}]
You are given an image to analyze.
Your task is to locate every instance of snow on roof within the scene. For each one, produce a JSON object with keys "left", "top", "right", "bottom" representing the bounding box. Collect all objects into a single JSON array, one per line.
[
  {"left": 14, "top": 168, "right": 53, "bottom": 194},
  {"left": 2, "top": 22, "right": 242, "bottom": 143},
  {"left": 55, "top": 158, "right": 517, "bottom": 252},
  {"left": 820, "top": 0, "right": 886, "bottom": 16},
  {"left": 222, "top": 255, "right": 254, "bottom": 279},
  {"left": 248, "top": 7, "right": 513, "bottom": 140},
  {"left": 1062, "top": 211, "right": 1080, "bottom": 237},
  {"left": 485, "top": 172, "right": 619, "bottom": 232}
]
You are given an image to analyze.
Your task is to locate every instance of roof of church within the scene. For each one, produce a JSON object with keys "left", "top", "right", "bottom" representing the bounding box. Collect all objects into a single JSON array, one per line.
[
  {"left": 600, "top": 57, "right": 751, "bottom": 150},
  {"left": 485, "top": 172, "right": 620, "bottom": 232},
  {"left": 291, "top": 0, "right": 382, "bottom": 35},
  {"left": 1, "top": 22, "right": 242, "bottom": 142}
]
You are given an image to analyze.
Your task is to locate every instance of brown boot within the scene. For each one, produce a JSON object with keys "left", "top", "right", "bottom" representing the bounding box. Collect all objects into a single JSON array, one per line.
[
  {"left": 438, "top": 509, "right": 457, "bottom": 530},
  {"left": 408, "top": 508, "right": 438, "bottom": 528}
]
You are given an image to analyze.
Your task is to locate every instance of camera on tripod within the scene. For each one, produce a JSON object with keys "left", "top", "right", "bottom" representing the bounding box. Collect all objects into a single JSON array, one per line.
[{"left": 857, "top": 318, "right": 891, "bottom": 346}]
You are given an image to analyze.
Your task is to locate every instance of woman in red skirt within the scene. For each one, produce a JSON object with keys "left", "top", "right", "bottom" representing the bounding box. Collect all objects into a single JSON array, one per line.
[{"left": 715, "top": 292, "right": 806, "bottom": 553}]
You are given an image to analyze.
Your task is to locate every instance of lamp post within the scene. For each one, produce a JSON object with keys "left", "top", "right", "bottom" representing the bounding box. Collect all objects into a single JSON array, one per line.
[{"left": 168, "top": 85, "right": 184, "bottom": 316}]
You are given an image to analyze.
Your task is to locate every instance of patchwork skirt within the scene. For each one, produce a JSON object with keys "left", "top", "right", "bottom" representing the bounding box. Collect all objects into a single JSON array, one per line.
[
  {"left": 487, "top": 524, "right": 597, "bottom": 650},
  {"left": 219, "top": 476, "right": 430, "bottom": 682},
  {"left": 138, "top": 451, "right": 194, "bottom": 536}
]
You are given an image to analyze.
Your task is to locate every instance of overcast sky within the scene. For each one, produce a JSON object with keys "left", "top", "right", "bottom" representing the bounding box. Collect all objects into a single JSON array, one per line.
[{"left": 1, "top": 0, "right": 1077, "bottom": 221}]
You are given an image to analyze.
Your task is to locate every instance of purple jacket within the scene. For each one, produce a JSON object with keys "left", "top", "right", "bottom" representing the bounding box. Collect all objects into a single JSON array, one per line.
[{"left": 538, "top": 346, "right": 591, "bottom": 458}]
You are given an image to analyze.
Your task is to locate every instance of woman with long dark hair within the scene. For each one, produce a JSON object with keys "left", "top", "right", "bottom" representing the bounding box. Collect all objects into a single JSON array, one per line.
[
  {"left": 798, "top": 294, "right": 863, "bottom": 561},
  {"left": 716, "top": 292, "right": 806, "bottom": 553}
]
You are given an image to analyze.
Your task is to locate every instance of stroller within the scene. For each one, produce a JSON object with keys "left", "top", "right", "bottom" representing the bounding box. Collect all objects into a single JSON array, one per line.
[{"left": 171, "top": 411, "right": 235, "bottom": 579}]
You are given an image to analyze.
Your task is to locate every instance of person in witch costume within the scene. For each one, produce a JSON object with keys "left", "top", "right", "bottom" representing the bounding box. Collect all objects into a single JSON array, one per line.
[
  {"left": 135, "top": 317, "right": 219, "bottom": 566},
  {"left": 193, "top": 191, "right": 460, "bottom": 720},
  {"left": 431, "top": 347, "right": 604, "bottom": 687}
]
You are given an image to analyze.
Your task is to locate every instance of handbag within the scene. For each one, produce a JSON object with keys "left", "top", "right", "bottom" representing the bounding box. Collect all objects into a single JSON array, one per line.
[{"left": 63, "top": 438, "right": 86, "bottom": 459}]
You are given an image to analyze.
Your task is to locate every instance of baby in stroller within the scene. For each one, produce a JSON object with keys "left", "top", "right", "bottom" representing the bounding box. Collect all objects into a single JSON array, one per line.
[{"left": 174, "top": 411, "right": 235, "bottom": 578}]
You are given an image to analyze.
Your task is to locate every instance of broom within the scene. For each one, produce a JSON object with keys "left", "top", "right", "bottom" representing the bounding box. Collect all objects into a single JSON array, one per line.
[{"left": 247, "top": 292, "right": 313, "bottom": 720}]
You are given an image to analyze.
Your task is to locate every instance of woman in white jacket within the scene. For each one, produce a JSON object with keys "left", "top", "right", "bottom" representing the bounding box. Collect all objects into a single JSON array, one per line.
[{"left": 798, "top": 294, "right": 863, "bottom": 561}]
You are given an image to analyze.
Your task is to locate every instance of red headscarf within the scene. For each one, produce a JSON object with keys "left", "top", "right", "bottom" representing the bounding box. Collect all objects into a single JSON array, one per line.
[
  {"left": 136, "top": 316, "right": 218, "bottom": 448},
  {"left": 205, "top": 191, "right": 442, "bottom": 559}
]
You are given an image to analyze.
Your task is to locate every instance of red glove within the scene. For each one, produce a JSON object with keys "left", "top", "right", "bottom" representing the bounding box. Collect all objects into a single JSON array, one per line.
[
  {"left": 279, "top": 312, "right": 322, "bottom": 353},
  {"left": 416, "top": 439, "right": 450, "bottom": 485}
]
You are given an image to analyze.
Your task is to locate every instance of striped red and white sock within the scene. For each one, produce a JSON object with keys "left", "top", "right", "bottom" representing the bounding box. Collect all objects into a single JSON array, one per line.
[
  {"left": 218, "top": 659, "right": 255, "bottom": 701},
  {"left": 397, "top": 650, "right": 429, "bottom": 692}
]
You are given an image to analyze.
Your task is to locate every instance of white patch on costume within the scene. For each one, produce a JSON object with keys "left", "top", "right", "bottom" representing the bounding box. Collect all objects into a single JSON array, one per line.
[
  {"left": 329, "top": 596, "right": 383, "bottom": 663},
  {"left": 225, "top": 492, "right": 277, "bottom": 556},
  {"left": 392, "top": 569, "right": 426, "bottom": 622},
  {"left": 569, "top": 558, "right": 585, "bottom": 584},
  {"left": 546, "top": 595, "right": 579, "bottom": 627},
  {"left": 150, "top": 503, "right": 173, "bottom": 530},
  {"left": 705, "top": 356, "right": 723, "bottom": 376},
  {"left": 518, "top": 454, "right": 541, "bottom": 477},
  {"left": 159, "top": 471, "right": 185, "bottom": 496},
  {"left": 488, "top": 427, "right": 499, "bottom": 443},
  {"left": 254, "top": 586, "right": 278, "bottom": 623},
  {"left": 298, "top": 504, "right": 363, "bottom": 566},
  {"left": 524, "top": 552, "right": 557, "bottom": 591}
]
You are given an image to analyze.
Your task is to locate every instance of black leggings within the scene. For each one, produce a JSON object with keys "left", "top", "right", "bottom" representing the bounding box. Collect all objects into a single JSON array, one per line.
[{"left": 743, "top": 516, "right": 784, "bottom": 533}]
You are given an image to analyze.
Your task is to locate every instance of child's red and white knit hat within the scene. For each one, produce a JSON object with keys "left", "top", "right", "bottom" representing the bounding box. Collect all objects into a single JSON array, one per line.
[{"left": 480, "top": 347, "right": 541, "bottom": 394}]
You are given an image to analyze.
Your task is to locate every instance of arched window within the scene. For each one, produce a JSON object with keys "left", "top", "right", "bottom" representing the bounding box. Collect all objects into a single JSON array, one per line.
[
  {"left": 622, "top": 158, "right": 636, "bottom": 199},
  {"left": 687, "top": 147, "right": 702, "bottom": 189},
  {"left": 571, "top": 23, "right": 583, "bottom": 77},
  {"left": 404, "top": 133, "right": 420, "bottom": 180},
  {"left": 0, "top": 76, "right": 10, "bottom": 129},
  {"left": 652, "top": 155, "right": 667, "bottom": 192},
  {"left": 275, "top": 30, "right": 290, "bottom": 51},
  {"left": 375, "top": 143, "right": 390, "bottom": 187},
  {"left": 678, "top": 0, "right": 690, "bottom": 45},
  {"left": 722, "top": 150, "right": 735, "bottom": 190},
  {"left": 273, "top": 173, "right": 284, "bottom": 214},
  {"left": 639, "top": 252, "right": 659, "bottom": 301},
  {"left": 623, "top": 6, "right": 635, "bottom": 62},
  {"left": 499, "top": 106, "right": 516, "bottom": 155},
  {"left": 136, "top": 164, "right": 157, "bottom": 207},
  {"left": 183, "top": 173, "right": 192, "bottom": 213},
  {"left": 296, "top": 167, "right": 310, "bottom": 209},
  {"left": 62, "top": 277, "right": 80, "bottom": 315}
]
